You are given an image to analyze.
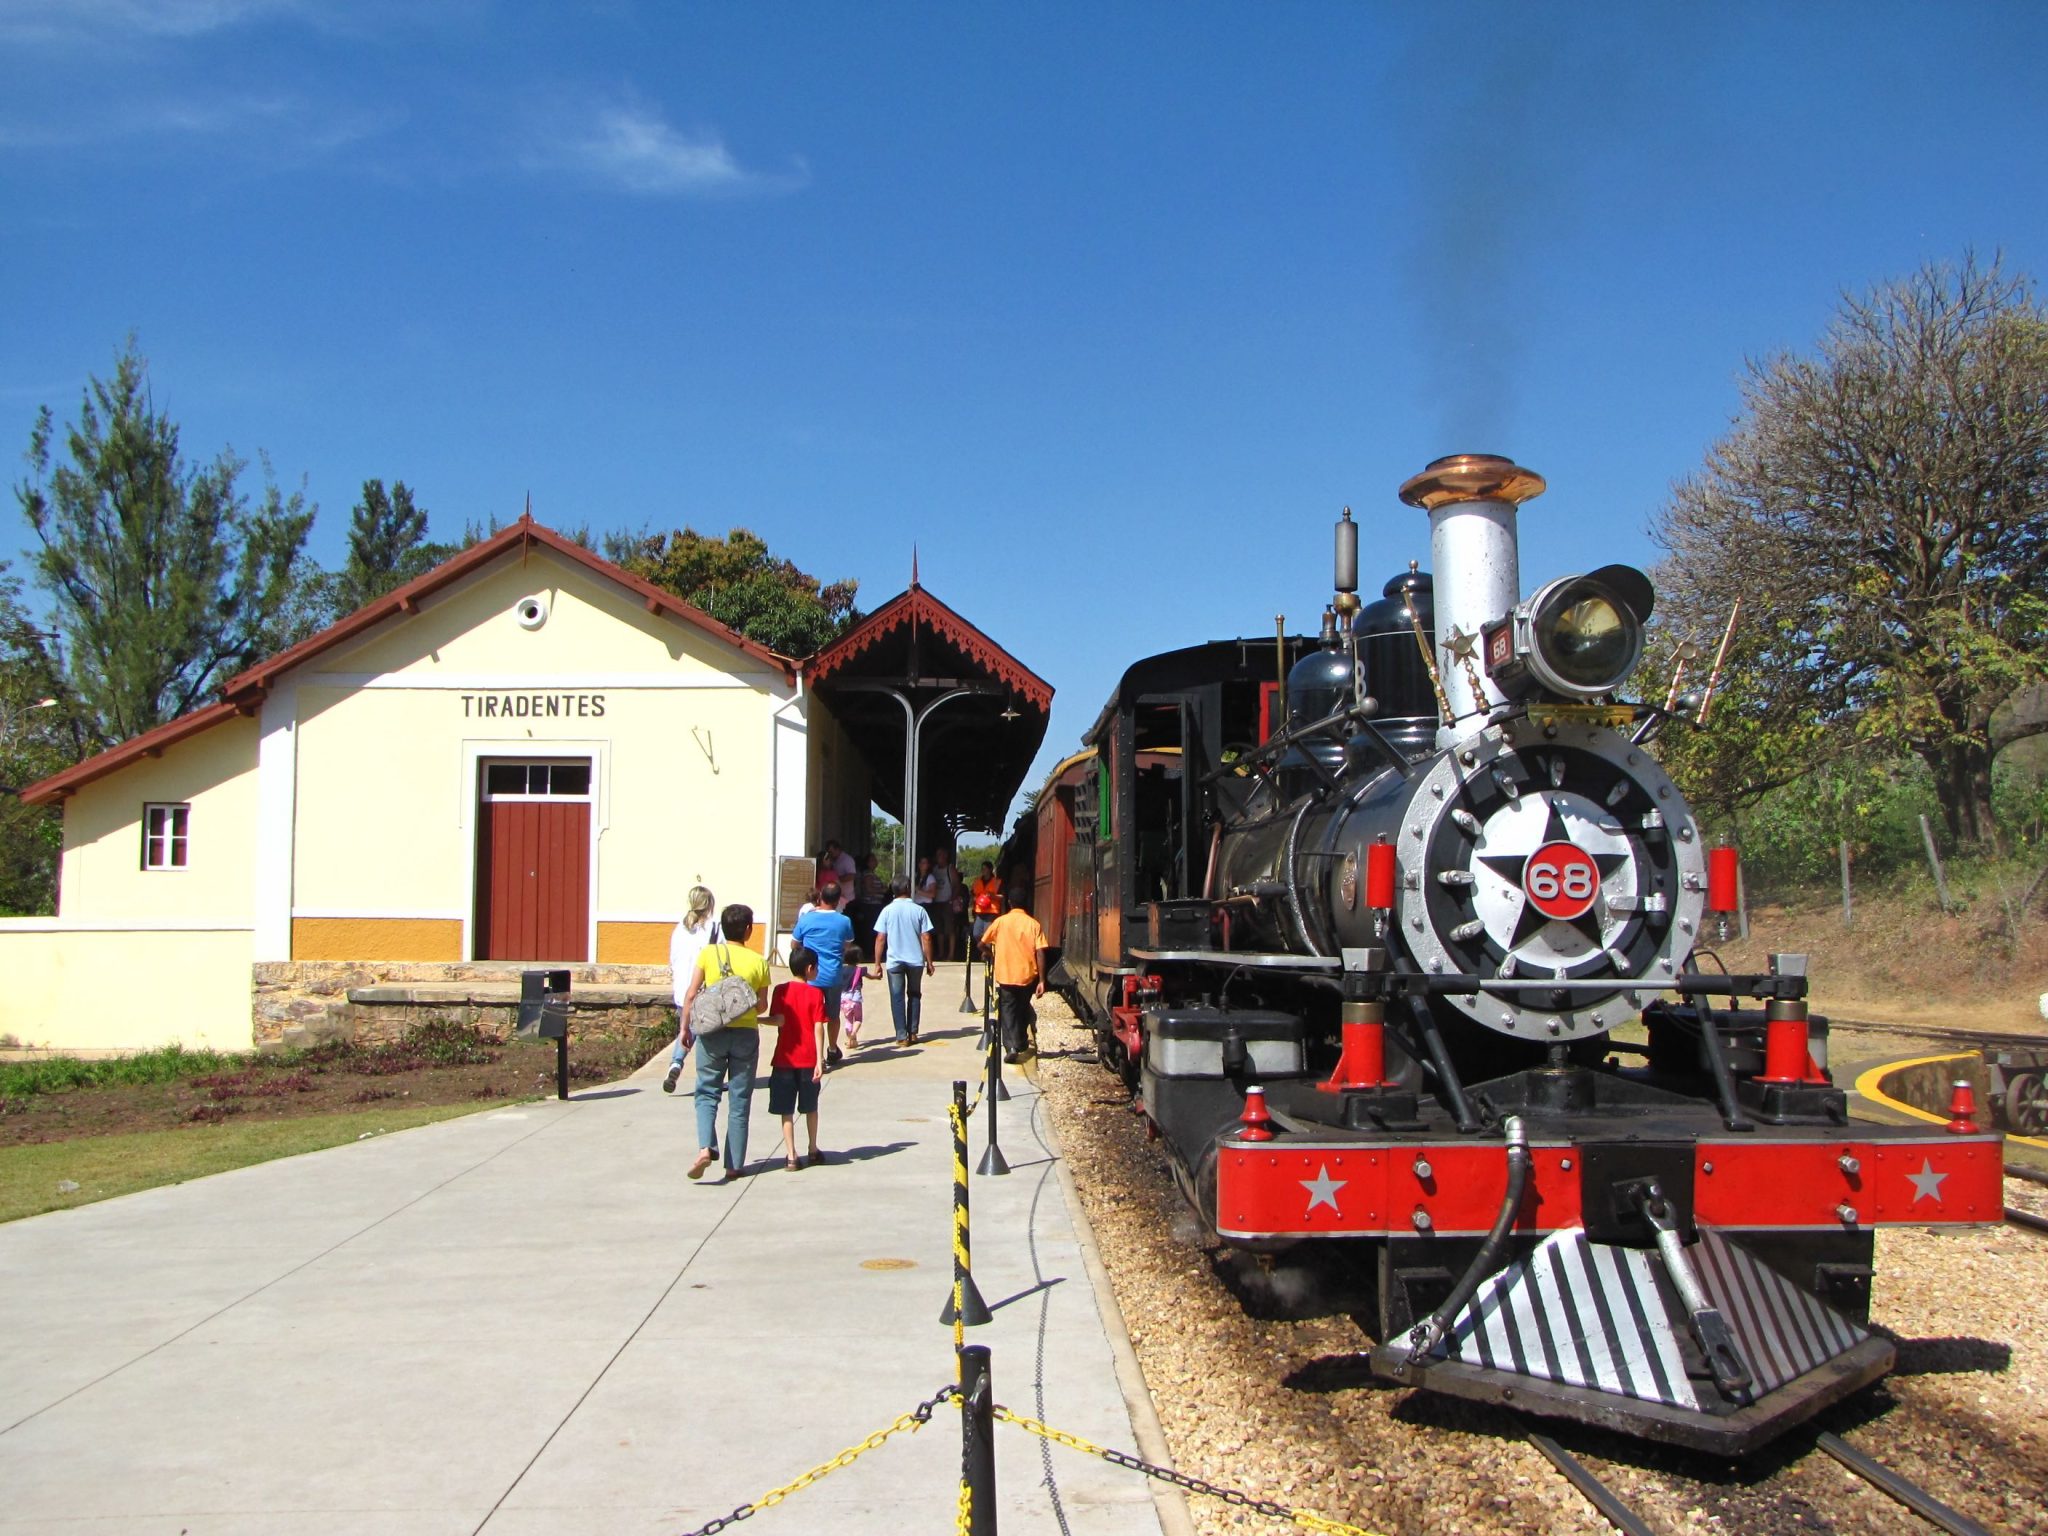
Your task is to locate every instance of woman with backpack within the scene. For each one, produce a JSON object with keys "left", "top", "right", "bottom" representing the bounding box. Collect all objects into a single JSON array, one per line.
[{"left": 678, "top": 903, "right": 772, "bottom": 1184}]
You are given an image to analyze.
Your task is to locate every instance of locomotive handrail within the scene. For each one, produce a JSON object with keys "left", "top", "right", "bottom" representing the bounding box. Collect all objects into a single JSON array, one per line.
[{"left": 1128, "top": 948, "right": 1340, "bottom": 969}]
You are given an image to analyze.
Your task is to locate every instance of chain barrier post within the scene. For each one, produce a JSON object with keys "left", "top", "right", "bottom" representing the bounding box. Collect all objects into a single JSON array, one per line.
[
  {"left": 982, "top": 960, "right": 1011, "bottom": 1102},
  {"left": 978, "top": 1015, "right": 1011, "bottom": 1174},
  {"left": 960, "top": 1344, "right": 998, "bottom": 1536},
  {"left": 941, "top": 1080, "right": 992, "bottom": 1328},
  {"left": 960, "top": 922, "right": 979, "bottom": 1013}
]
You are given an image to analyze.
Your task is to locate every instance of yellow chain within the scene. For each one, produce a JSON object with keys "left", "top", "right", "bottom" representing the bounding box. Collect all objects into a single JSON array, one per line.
[
  {"left": 956, "top": 1479, "right": 974, "bottom": 1536},
  {"left": 740, "top": 1405, "right": 936, "bottom": 1514},
  {"left": 989, "top": 1405, "right": 1390, "bottom": 1536}
]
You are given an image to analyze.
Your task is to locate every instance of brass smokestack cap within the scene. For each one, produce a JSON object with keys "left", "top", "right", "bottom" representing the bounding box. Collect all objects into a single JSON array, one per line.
[{"left": 1398, "top": 454, "right": 1546, "bottom": 512}]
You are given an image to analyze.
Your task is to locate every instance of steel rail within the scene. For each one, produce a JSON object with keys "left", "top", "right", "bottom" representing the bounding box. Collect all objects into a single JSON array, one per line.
[
  {"left": 1526, "top": 1433, "right": 1657, "bottom": 1536},
  {"left": 2005, "top": 1205, "right": 2048, "bottom": 1236},
  {"left": 1815, "top": 1432, "right": 1994, "bottom": 1536}
]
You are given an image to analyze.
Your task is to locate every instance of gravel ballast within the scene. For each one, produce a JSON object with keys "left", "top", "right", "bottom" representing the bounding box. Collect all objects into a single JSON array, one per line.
[{"left": 1030, "top": 996, "right": 2048, "bottom": 1535}]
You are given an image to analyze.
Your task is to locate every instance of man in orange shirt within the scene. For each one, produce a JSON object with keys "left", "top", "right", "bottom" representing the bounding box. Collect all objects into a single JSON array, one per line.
[{"left": 980, "top": 887, "right": 1050, "bottom": 1062}]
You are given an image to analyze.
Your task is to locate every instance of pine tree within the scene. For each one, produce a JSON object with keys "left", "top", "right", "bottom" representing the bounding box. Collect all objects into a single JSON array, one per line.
[
  {"left": 14, "top": 340, "right": 314, "bottom": 747},
  {"left": 334, "top": 478, "right": 431, "bottom": 614}
]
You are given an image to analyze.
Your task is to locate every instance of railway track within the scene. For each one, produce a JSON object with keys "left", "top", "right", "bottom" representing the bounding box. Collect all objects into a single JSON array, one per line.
[
  {"left": 1531, "top": 1426, "right": 1999, "bottom": 1536},
  {"left": 1829, "top": 1017, "right": 2045, "bottom": 1053}
]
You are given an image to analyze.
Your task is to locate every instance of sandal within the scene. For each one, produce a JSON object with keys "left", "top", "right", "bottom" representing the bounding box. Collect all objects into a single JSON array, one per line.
[
  {"left": 687, "top": 1149, "right": 715, "bottom": 1181},
  {"left": 785, "top": 1157, "right": 802, "bottom": 1172},
  {"left": 806, "top": 1150, "right": 826, "bottom": 1168}
]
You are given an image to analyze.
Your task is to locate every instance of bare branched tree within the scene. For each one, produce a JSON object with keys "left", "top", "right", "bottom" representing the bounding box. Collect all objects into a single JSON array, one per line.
[{"left": 1653, "top": 254, "right": 2048, "bottom": 847}]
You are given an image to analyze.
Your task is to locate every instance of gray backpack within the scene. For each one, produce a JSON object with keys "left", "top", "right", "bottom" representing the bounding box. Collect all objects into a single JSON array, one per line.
[{"left": 689, "top": 943, "right": 756, "bottom": 1036}]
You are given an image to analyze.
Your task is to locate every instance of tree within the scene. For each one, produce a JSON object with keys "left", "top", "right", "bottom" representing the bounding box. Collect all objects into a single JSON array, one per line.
[
  {"left": 1652, "top": 256, "right": 2048, "bottom": 847},
  {"left": 0, "top": 565, "right": 76, "bottom": 913},
  {"left": 333, "top": 479, "right": 431, "bottom": 614},
  {"left": 14, "top": 341, "right": 314, "bottom": 747},
  {"left": 612, "top": 526, "right": 859, "bottom": 657}
]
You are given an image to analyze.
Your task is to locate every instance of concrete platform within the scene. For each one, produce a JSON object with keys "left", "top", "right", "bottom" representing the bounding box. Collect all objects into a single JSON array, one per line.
[{"left": 0, "top": 982, "right": 1181, "bottom": 1535}]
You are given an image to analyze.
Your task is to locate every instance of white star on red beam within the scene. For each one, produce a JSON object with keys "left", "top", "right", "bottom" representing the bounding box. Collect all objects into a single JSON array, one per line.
[
  {"left": 1906, "top": 1158, "right": 1948, "bottom": 1205},
  {"left": 1301, "top": 1164, "right": 1346, "bottom": 1215}
]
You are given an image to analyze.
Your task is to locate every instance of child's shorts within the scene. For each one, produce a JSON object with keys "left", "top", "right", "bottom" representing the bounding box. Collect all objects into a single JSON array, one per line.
[{"left": 768, "top": 1066, "right": 821, "bottom": 1115}]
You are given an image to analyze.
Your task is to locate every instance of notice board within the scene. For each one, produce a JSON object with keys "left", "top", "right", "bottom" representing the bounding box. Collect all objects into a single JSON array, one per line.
[{"left": 777, "top": 856, "right": 818, "bottom": 934}]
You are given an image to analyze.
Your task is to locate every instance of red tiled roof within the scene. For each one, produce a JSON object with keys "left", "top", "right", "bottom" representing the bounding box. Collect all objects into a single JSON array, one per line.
[
  {"left": 17, "top": 516, "right": 797, "bottom": 806},
  {"left": 807, "top": 584, "right": 1052, "bottom": 709}
]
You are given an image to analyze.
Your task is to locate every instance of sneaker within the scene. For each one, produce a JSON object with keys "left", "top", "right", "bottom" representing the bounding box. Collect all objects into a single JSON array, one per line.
[
  {"left": 662, "top": 1064, "right": 681, "bottom": 1094},
  {"left": 826, "top": 1046, "right": 843, "bottom": 1066}
]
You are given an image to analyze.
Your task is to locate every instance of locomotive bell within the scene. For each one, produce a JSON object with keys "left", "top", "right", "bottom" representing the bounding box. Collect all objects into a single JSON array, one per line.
[{"left": 1398, "top": 454, "right": 1546, "bottom": 745}]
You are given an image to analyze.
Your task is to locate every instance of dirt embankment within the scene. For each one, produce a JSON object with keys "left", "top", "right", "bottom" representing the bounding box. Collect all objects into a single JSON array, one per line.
[{"left": 1707, "top": 889, "right": 2048, "bottom": 1034}]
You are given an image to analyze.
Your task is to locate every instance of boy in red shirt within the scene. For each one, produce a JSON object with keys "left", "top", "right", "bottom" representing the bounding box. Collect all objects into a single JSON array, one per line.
[{"left": 768, "top": 944, "right": 832, "bottom": 1169}]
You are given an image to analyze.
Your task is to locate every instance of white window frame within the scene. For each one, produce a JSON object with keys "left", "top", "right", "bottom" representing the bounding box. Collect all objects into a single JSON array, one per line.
[{"left": 142, "top": 802, "right": 191, "bottom": 871}]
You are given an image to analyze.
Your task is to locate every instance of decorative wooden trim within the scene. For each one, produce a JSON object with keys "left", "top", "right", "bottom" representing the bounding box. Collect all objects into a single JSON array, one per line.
[{"left": 809, "top": 584, "right": 1052, "bottom": 708}]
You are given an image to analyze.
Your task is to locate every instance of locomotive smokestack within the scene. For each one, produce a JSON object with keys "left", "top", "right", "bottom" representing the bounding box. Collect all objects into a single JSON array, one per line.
[{"left": 1398, "top": 454, "right": 1546, "bottom": 744}]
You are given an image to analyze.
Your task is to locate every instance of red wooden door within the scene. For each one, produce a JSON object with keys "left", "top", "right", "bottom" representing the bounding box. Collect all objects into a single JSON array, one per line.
[{"left": 475, "top": 800, "right": 590, "bottom": 960}]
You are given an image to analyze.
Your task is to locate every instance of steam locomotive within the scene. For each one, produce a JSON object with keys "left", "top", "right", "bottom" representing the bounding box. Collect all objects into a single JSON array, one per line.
[{"left": 1025, "top": 455, "right": 2004, "bottom": 1453}]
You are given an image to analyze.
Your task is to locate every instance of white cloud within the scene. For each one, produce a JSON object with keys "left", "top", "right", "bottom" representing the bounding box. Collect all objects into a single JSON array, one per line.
[
  {"left": 0, "top": 0, "right": 304, "bottom": 45},
  {"left": 529, "top": 95, "right": 802, "bottom": 198},
  {"left": 0, "top": 91, "right": 397, "bottom": 153}
]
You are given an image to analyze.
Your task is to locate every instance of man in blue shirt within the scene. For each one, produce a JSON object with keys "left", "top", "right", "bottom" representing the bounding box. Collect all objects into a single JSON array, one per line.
[
  {"left": 869, "top": 878, "right": 935, "bottom": 1045},
  {"left": 791, "top": 882, "right": 855, "bottom": 1063}
]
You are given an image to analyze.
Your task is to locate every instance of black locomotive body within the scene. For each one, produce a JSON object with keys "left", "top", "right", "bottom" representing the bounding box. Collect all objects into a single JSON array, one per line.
[{"left": 1026, "top": 455, "right": 2005, "bottom": 1454}]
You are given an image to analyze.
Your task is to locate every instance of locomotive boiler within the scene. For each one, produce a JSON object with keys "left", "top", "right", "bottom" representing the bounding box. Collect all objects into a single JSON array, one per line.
[{"left": 1028, "top": 454, "right": 2004, "bottom": 1453}]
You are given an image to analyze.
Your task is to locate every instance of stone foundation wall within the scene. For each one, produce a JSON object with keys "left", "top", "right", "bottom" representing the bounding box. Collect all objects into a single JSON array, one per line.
[
  {"left": 253, "top": 961, "right": 676, "bottom": 1050},
  {"left": 1874, "top": 1051, "right": 1990, "bottom": 1121}
]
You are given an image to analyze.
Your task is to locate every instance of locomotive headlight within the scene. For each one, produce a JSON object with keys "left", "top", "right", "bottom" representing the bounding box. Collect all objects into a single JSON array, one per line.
[{"left": 1483, "top": 564, "right": 1654, "bottom": 701}]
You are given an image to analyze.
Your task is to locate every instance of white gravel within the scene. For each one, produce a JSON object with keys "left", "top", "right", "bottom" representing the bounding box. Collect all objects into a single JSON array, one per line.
[{"left": 1033, "top": 996, "right": 2048, "bottom": 1536}]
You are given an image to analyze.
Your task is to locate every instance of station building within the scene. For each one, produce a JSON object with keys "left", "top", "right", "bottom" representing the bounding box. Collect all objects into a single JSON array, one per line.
[{"left": 2, "top": 517, "right": 1048, "bottom": 1054}]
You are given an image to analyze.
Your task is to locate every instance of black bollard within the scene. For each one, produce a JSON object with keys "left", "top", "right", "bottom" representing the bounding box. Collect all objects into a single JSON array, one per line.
[
  {"left": 978, "top": 1023, "right": 1011, "bottom": 1176},
  {"left": 941, "top": 1080, "right": 992, "bottom": 1327},
  {"left": 960, "top": 933, "right": 979, "bottom": 1013},
  {"left": 984, "top": 961, "right": 1010, "bottom": 1102},
  {"left": 959, "top": 1344, "right": 997, "bottom": 1536},
  {"left": 555, "top": 1033, "right": 569, "bottom": 1101}
]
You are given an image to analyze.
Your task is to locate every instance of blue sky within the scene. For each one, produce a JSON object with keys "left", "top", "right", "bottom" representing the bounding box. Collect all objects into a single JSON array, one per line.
[{"left": 6, "top": 1, "right": 2047, "bottom": 830}]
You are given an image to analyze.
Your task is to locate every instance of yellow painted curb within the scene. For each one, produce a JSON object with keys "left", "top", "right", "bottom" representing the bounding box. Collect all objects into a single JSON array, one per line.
[{"left": 1853, "top": 1051, "right": 2048, "bottom": 1151}]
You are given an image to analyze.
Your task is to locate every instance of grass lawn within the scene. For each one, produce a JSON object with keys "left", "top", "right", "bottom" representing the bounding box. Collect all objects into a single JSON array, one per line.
[{"left": 0, "top": 1100, "right": 518, "bottom": 1224}]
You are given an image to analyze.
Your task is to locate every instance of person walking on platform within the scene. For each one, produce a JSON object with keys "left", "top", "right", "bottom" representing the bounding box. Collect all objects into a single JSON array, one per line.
[
  {"left": 981, "top": 889, "right": 1050, "bottom": 1063},
  {"left": 934, "top": 846, "right": 962, "bottom": 962},
  {"left": 664, "top": 886, "right": 717, "bottom": 1102},
  {"left": 791, "top": 881, "right": 855, "bottom": 1065},
  {"left": 681, "top": 904, "right": 771, "bottom": 1183},
  {"left": 915, "top": 855, "right": 942, "bottom": 959},
  {"left": 969, "top": 860, "right": 1002, "bottom": 951},
  {"left": 870, "top": 878, "right": 934, "bottom": 1045},
  {"left": 766, "top": 944, "right": 831, "bottom": 1170}
]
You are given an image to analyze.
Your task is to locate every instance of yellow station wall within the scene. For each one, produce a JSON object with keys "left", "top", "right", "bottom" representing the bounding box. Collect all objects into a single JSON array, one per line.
[
  {"left": 290, "top": 548, "right": 787, "bottom": 955},
  {"left": 53, "top": 718, "right": 260, "bottom": 921},
  {"left": 2, "top": 926, "right": 253, "bottom": 1054}
]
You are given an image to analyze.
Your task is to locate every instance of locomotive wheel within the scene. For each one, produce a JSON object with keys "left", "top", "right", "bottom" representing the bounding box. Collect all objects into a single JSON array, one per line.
[{"left": 2006, "top": 1072, "right": 2048, "bottom": 1135}]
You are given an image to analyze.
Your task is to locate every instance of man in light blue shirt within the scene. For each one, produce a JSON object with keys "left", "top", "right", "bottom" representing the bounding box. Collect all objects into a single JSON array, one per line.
[
  {"left": 791, "top": 882, "right": 855, "bottom": 1062},
  {"left": 869, "top": 878, "right": 935, "bottom": 1044}
]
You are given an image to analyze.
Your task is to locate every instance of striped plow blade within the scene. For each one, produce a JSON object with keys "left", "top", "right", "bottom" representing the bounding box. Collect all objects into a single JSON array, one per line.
[
  {"left": 1439, "top": 1229, "right": 1869, "bottom": 1410},
  {"left": 1690, "top": 1229, "right": 1867, "bottom": 1395}
]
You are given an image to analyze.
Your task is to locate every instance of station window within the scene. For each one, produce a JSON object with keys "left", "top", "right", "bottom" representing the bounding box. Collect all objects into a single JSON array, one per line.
[
  {"left": 481, "top": 760, "right": 592, "bottom": 798},
  {"left": 142, "top": 803, "right": 190, "bottom": 870}
]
